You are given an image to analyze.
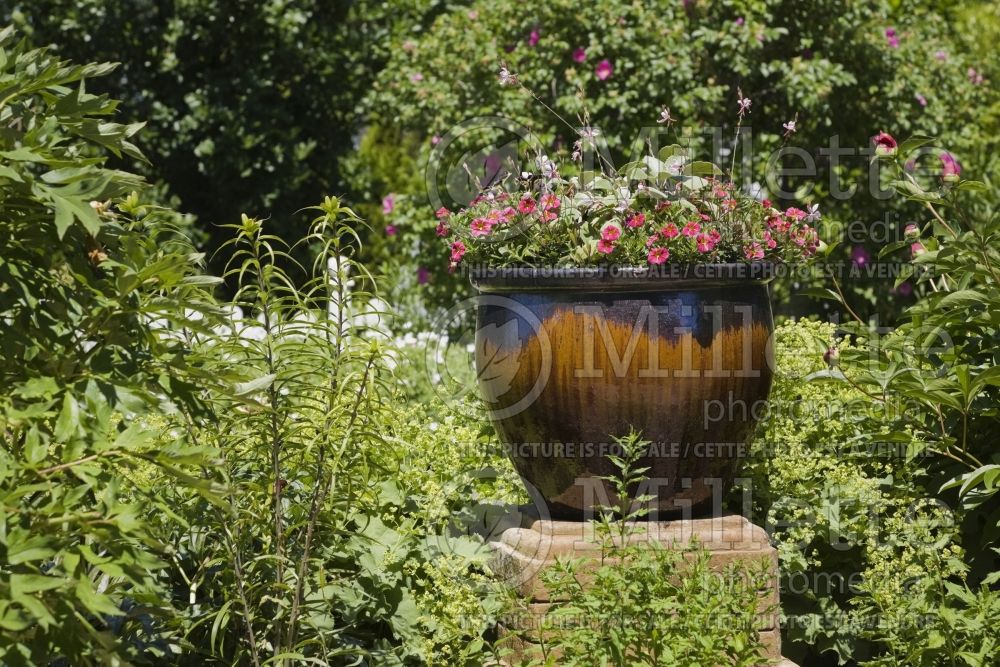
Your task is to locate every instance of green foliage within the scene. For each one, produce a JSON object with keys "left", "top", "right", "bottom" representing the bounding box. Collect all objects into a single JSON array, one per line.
[
  {"left": 522, "top": 432, "right": 772, "bottom": 666},
  {"left": 0, "top": 29, "right": 220, "bottom": 663},
  {"left": 1, "top": 0, "right": 450, "bottom": 270},
  {"left": 751, "top": 319, "right": 1000, "bottom": 665}
]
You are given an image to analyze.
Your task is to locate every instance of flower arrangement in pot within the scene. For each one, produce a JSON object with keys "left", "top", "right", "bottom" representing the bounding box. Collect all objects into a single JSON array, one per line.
[{"left": 438, "top": 74, "right": 822, "bottom": 520}]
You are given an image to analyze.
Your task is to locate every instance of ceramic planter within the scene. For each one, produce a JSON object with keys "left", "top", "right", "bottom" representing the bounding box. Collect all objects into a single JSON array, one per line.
[{"left": 471, "top": 265, "right": 774, "bottom": 519}]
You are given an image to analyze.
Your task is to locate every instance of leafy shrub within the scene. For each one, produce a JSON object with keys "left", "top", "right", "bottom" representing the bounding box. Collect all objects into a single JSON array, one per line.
[
  {"left": 0, "top": 29, "right": 220, "bottom": 663},
  {"left": 751, "top": 318, "right": 1000, "bottom": 665}
]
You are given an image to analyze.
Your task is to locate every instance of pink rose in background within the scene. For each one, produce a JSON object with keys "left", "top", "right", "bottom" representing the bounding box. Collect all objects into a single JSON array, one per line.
[
  {"left": 871, "top": 131, "right": 897, "bottom": 156},
  {"left": 595, "top": 59, "right": 613, "bottom": 81},
  {"left": 572, "top": 47, "right": 587, "bottom": 63},
  {"left": 940, "top": 152, "right": 961, "bottom": 182}
]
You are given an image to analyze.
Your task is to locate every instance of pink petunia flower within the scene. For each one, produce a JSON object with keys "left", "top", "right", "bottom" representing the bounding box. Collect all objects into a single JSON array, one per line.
[
  {"left": 541, "top": 210, "right": 559, "bottom": 223},
  {"left": 647, "top": 247, "right": 670, "bottom": 264},
  {"left": 540, "top": 193, "right": 561, "bottom": 210},
  {"left": 784, "top": 207, "right": 807, "bottom": 221},
  {"left": 601, "top": 223, "right": 622, "bottom": 241},
  {"left": 572, "top": 47, "right": 587, "bottom": 63},
  {"left": 763, "top": 230, "right": 777, "bottom": 249},
  {"left": 595, "top": 59, "right": 613, "bottom": 81},
  {"left": 625, "top": 211, "right": 645, "bottom": 228},
  {"left": 435, "top": 221, "right": 449, "bottom": 238},
  {"left": 682, "top": 221, "right": 701, "bottom": 238},
  {"left": 435, "top": 206, "right": 450, "bottom": 219},
  {"left": 470, "top": 217, "right": 493, "bottom": 237},
  {"left": 450, "top": 240, "right": 467, "bottom": 262},
  {"left": 696, "top": 233, "right": 714, "bottom": 253},
  {"left": 744, "top": 242, "right": 765, "bottom": 260},
  {"left": 597, "top": 238, "right": 616, "bottom": 254},
  {"left": 645, "top": 234, "right": 660, "bottom": 247},
  {"left": 518, "top": 195, "right": 537, "bottom": 214},
  {"left": 661, "top": 223, "right": 679, "bottom": 239},
  {"left": 709, "top": 229, "right": 721, "bottom": 243}
]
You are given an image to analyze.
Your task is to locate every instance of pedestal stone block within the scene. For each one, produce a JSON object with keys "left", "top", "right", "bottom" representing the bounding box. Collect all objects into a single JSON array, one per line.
[{"left": 487, "top": 509, "right": 797, "bottom": 666}]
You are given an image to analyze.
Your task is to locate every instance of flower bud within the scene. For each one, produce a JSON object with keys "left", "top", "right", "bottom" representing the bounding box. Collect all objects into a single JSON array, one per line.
[
  {"left": 903, "top": 224, "right": 920, "bottom": 240},
  {"left": 823, "top": 347, "right": 840, "bottom": 367}
]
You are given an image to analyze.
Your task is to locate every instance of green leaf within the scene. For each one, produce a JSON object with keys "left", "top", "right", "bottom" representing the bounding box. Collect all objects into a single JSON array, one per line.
[
  {"left": 938, "top": 289, "right": 987, "bottom": 309},
  {"left": 54, "top": 393, "right": 80, "bottom": 441},
  {"left": 233, "top": 373, "right": 277, "bottom": 396}
]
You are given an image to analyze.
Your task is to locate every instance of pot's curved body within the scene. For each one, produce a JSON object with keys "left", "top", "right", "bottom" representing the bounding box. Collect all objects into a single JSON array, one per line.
[{"left": 471, "top": 266, "right": 774, "bottom": 519}]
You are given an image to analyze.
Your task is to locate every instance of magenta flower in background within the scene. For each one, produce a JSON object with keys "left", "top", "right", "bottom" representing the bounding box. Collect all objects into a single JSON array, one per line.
[
  {"left": 968, "top": 67, "right": 984, "bottom": 85},
  {"left": 915, "top": 93, "right": 927, "bottom": 107},
  {"left": 409, "top": 72, "right": 424, "bottom": 83},
  {"left": 891, "top": 281, "right": 913, "bottom": 297},
  {"left": 735, "top": 17, "right": 744, "bottom": 26},
  {"left": 527, "top": 29, "right": 540, "bottom": 47},
  {"left": 572, "top": 47, "right": 587, "bottom": 63},
  {"left": 647, "top": 247, "right": 670, "bottom": 264},
  {"left": 934, "top": 49, "right": 948, "bottom": 61},
  {"left": 382, "top": 194, "right": 395, "bottom": 215},
  {"left": 416, "top": 266, "right": 430, "bottom": 285},
  {"left": 885, "top": 27, "right": 900, "bottom": 48},
  {"left": 467, "top": 10, "right": 478, "bottom": 20},
  {"left": 431, "top": 134, "right": 442, "bottom": 146},
  {"left": 851, "top": 245, "right": 871, "bottom": 268},
  {"left": 384, "top": 225, "right": 397, "bottom": 237},
  {"left": 595, "top": 59, "right": 613, "bottom": 81},
  {"left": 885, "top": 27, "right": 896, "bottom": 38}
]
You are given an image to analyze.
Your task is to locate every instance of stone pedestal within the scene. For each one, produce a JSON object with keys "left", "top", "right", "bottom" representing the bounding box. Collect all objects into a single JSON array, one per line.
[{"left": 487, "top": 509, "right": 797, "bottom": 666}]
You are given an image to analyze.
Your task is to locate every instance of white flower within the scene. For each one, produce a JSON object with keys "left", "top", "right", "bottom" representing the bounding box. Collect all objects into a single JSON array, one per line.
[
  {"left": 805, "top": 204, "right": 821, "bottom": 222},
  {"left": 782, "top": 120, "right": 796, "bottom": 133},
  {"left": 535, "top": 154, "right": 558, "bottom": 178},
  {"left": 498, "top": 65, "right": 518, "bottom": 86},
  {"left": 657, "top": 107, "right": 673, "bottom": 124}
]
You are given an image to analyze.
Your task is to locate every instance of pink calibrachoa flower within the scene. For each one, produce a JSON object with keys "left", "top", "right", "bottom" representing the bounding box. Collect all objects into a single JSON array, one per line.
[
  {"left": 645, "top": 234, "right": 660, "bottom": 247},
  {"left": 435, "top": 206, "right": 450, "bottom": 219},
  {"left": 940, "top": 152, "right": 961, "bottom": 182},
  {"left": 450, "top": 240, "right": 467, "bottom": 262},
  {"left": 500, "top": 206, "right": 517, "bottom": 222},
  {"left": 595, "top": 59, "right": 613, "bottom": 81},
  {"left": 541, "top": 210, "right": 559, "bottom": 223},
  {"left": 709, "top": 229, "right": 721, "bottom": 244},
  {"left": 527, "top": 29, "right": 540, "bottom": 47},
  {"left": 470, "top": 217, "right": 493, "bottom": 237},
  {"left": 661, "top": 222, "right": 679, "bottom": 239},
  {"left": 784, "top": 207, "right": 807, "bottom": 221},
  {"left": 601, "top": 223, "right": 622, "bottom": 241},
  {"left": 682, "top": 221, "right": 701, "bottom": 238},
  {"left": 385, "top": 225, "right": 397, "bottom": 237},
  {"left": 696, "top": 233, "right": 715, "bottom": 253},
  {"left": 382, "top": 194, "right": 395, "bottom": 214},
  {"left": 597, "top": 239, "right": 616, "bottom": 254},
  {"left": 435, "top": 221, "right": 449, "bottom": 237},
  {"left": 647, "top": 247, "right": 670, "bottom": 264},
  {"left": 518, "top": 195, "right": 537, "bottom": 214},
  {"left": 572, "top": 47, "right": 587, "bottom": 63},
  {"left": 744, "top": 242, "right": 765, "bottom": 260},
  {"left": 625, "top": 211, "right": 645, "bottom": 228},
  {"left": 540, "top": 193, "right": 561, "bottom": 211},
  {"left": 763, "top": 230, "right": 777, "bottom": 249},
  {"left": 872, "top": 131, "right": 897, "bottom": 156}
]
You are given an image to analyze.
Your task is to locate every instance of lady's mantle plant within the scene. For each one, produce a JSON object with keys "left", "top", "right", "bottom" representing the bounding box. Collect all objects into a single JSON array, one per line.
[{"left": 439, "top": 69, "right": 821, "bottom": 271}]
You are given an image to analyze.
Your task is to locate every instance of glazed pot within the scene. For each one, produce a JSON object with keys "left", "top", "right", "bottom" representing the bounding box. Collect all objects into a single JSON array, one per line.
[{"left": 471, "top": 265, "right": 774, "bottom": 520}]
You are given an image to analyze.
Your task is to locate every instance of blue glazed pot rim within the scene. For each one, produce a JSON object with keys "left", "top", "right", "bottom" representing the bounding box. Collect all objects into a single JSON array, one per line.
[{"left": 469, "top": 263, "right": 777, "bottom": 292}]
